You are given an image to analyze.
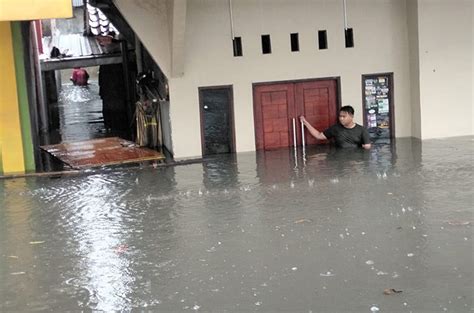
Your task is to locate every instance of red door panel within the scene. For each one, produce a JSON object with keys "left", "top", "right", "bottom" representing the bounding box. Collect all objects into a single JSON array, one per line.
[
  {"left": 254, "top": 84, "right": 295, "bottom": 150},
  {"left": 254, "top": 80, "right": 337, "bottom": 150},
  {"left": 295, "top": 80, "right": 337, "bottom": 146}
]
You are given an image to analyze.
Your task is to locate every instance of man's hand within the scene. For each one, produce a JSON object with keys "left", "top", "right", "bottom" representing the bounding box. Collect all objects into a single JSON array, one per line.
[
  {"left": 362, "top": 144, "right": 372, "bottom": 150},
  {"left": 300, "top": 116, "right": 327, "bottom": 140}
]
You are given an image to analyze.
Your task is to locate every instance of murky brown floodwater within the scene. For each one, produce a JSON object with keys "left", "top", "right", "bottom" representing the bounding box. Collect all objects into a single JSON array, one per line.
[{"left": 1, "top": 137, "right": 472, "bottom": 312}]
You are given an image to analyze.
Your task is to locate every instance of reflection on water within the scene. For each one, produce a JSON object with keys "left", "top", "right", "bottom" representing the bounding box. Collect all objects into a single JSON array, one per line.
[
  {"left": 0, "top": 137, "right": 473, "bottom": 312},
  {"left": 57, "top": 82, "right": 105, "bottom": 143}
]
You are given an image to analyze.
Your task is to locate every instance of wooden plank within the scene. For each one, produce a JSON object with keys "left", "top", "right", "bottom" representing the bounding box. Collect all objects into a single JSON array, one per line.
[{"left": 41, "top": 137, "right": 164, "bottom": 169}]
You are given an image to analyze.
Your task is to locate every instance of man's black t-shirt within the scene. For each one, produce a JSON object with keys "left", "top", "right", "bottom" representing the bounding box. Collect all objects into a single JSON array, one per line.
[{"left": 323, "top": 123, "right": 370, "bottom": 148}]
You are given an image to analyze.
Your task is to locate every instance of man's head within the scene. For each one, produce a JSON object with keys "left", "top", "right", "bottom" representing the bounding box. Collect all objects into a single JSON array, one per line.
[{"left": 339, "top": 105, "right": 355, "bottom": 127}]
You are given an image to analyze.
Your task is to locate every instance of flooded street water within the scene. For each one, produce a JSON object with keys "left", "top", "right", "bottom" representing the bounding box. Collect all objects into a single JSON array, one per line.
[{"left": 1, "top": 137, "right": 472, "bottom": 312}]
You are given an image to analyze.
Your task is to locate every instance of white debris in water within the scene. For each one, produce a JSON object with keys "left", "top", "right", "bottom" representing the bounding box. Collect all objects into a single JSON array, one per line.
[
  {"left": 366, "top": 260, "right": 374, "bottom": 265},
  {"left": 255, "top": 301, "right": 262, "bottom": 306},
  {"left": 407, "top": 253, "right": 414, "bottom": 257},
  {"left": 376, "top": 271, "right": 388, "bottom": 276},
  {"left": 198, "top": 189, "right": 203, "bottom": 195},
  {"left": 370, "top": 305, "right": 380, "bottom": 312},
  {"left": 291, "top": 267, "right": 298, "bottom": 271},
  {"left": 361, "top": 232, "right": 366, "bottom": 235},
  {"left": 320, "top": 271, "right": 335, "bottom": 277},
  {"left": 404, "top": 302, "right": 408, "bottom": 306},
  {"left": 192, "top": 305, "right": 200, "bottom": 310},
  {"left": 330, "top": 178, "right": 339, "bottom": 184},
  {"left": 339, "top": 234, "right": 344, "bottom": 239},
  {"left": 308, "top": 179, "right": 314, "bottom": 187},
  {"left": 206, "top": 247, "right": 216, "bottom": 253},
  {"left": 290, "top": 181, "right": 295, "bottom": 188},
  {"left": 402, "top": 208, "right": 406, "bottom": 213},
  {"left": 464, "top": 237, "right": 468, "bottom": 241},
  {"left": 412, "top": 226, "right": 416, "bottom": 230},
  {"left": 241, "top": 185, "right": 251, "bottom": 191},
  {"left": 392, "top": 272, "right": 399, "bottom": 278}
]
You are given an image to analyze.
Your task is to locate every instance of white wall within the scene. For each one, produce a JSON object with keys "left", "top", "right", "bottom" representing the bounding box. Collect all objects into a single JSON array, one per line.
[
  {"left": 169, "top": 0, "right": 412, "bottom": 158},
  {"left": 417, "top": 0, "right": 473, "bottom": 139},
  {"left": 407, "top": 0, "right": 422, "bottom": 139},
  {"left": 114, "top": 0, "right": 171, "bottom": 77}
]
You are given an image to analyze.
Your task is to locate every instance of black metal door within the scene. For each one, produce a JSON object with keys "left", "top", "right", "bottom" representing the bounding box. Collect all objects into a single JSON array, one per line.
[{"left": 199, "top": 86, "right": 235, "bottom": 155}]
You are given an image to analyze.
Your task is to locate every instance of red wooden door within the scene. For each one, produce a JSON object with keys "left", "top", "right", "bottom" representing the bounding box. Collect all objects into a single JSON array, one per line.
[
  {"left": 254, "top": 79, "right": 337, "bottom": 150},
  {"left": 295, "top": 80, "right": 338, "bottom": 146},
  {"left": 254, "top": 83, "right": 295, "bottom": 150}
]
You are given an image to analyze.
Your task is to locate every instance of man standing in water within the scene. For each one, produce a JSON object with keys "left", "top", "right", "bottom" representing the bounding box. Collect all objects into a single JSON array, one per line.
[
  {"left": 300, "top": 105, "right": 371, "bottom": 149},
  {"left": 70, "top": 67, "right": 89, "bottom": 86}
]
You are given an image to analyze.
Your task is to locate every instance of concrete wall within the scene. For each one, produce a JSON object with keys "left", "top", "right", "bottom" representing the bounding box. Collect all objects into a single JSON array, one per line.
[
  {"left": 407, "top": 0, "right": 422, "bottom": 139},
  {"left": 417, "top": 0, "right": 473, "bottom": 139},
  {"left": 113, "top": 0, "right": 171, "bottom": 77},
  {"left": 169, "top": 0, "right": 412, "bottom": 158}
]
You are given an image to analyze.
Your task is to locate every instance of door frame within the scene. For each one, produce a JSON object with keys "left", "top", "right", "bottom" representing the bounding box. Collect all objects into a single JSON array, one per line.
[
  {"left": 361, "top": 72, "right": 395, "bottom": 139},
  {"left": 252, "top": 76, "right": 341, "bottom": 150},
  {"left": 198, "top": 85, "right": 236, "bottom": 156}
]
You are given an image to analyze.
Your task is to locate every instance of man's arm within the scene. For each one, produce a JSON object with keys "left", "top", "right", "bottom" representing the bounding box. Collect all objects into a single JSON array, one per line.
[
  {"left": 361, "top": 127, "right": 371, "bottom": 149},
  {"left": 300, "top": 116, "right": 327, "bottom": 140}
]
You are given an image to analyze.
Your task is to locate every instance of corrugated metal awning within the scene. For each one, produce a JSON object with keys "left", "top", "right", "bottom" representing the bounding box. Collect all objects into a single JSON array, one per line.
[{"left": 72, "top": 0, "right": 84, "bottom": 7}]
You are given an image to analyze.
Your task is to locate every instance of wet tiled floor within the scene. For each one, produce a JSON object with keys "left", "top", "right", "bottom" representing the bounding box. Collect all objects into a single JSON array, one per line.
[{"left": 0, "top": 137, "right": 472, "bottom": 312}]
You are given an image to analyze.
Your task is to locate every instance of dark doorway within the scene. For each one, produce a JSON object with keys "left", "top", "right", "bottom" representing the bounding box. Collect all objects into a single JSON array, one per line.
[
  {"left": 253, "top": 79, "right": 338, "bottom": 150},
  {"left": 199, "top": 86, "right": 235, "bottom": 156},
  {"left": 362, "top": 73, "right": 395, "bottom": 142}
]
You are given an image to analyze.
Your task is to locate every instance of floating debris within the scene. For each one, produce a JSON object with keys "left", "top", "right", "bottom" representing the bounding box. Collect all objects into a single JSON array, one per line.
[
  {"left": 366, "top": 260, "right": 375, "bottom": 265},
  {"left": 370, "top": 305, "right": 380, "bottom": 312},
  {"left": 446, "top": 221, "right": 471, "bottom": 226},
  {"left": 294, "top": 218, "right": 313, "bottom": 224},
  {"left": 29, "top": 241, "right": 45, "bottom": 245},
  {"left": 291, "top": 267, "right": 298, "bottom": 271},
  {"left": 8, "top": 255, "right": 19, "bottom": 259},
  {"left": 407, "top": 253, "right": 414, "bottom": 257},
  {"left": 10, "top": 272, "right": 26, "bottom": 275},
  {"left": 192, "top": 304, "right": 200, "bottom": 310},
  {"left": 320, "top": 271, "right": 335, "bottom": 277},
  {"left": 383, "top": 288, "right": 402, "bottom": 295},
  {"left": 114, "top": 244, "right": 128, "bottom": 254}
]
